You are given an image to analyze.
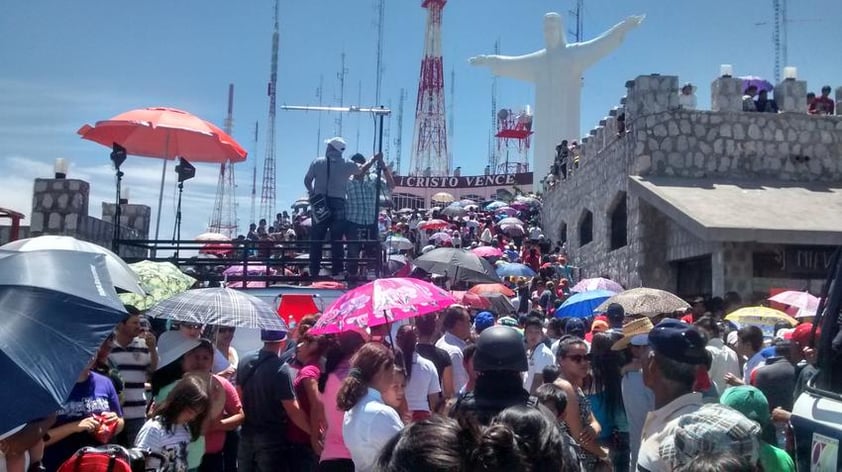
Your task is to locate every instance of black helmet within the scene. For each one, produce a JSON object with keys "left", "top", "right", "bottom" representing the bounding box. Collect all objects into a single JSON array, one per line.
[{"left": 473, "top": 326, "right": 528, "bottom": 372}]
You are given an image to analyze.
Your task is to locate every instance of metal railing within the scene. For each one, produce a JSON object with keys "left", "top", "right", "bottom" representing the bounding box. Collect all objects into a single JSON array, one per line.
[{"left": 116, "top": 238, "right": 386, "bottom": 286}]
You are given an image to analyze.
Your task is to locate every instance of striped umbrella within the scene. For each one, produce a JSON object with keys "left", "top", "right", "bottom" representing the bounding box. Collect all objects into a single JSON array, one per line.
[{"left": 145, "top": 287, "right": 288, "bottom": 330}]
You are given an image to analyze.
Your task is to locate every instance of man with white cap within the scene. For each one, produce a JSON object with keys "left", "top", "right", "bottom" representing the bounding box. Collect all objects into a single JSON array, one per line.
[
  {"left": 304, "top": 137, "right": 377, "bottom": 279},
  {"left": 236, "top": 329, "right": 310, "bottom": 472}
]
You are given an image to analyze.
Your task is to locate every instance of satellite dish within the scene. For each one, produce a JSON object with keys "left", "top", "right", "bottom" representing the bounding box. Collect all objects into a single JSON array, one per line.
[{"left": 497, "top": 109, "right": 509, "bottom": 121}]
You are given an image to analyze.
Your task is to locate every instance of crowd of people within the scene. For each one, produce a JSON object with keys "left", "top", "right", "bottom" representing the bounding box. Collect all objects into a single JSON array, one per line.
[
  {"left": 1, "top": 282, "right": 818, "bottom": 472},
  {"left": 0, "top": 134, "right": 825, "bottom": 472}
]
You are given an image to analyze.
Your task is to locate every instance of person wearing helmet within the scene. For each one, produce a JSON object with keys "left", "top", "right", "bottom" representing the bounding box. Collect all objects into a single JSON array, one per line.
[{"left": 449, "top": 326, "right": 529, "bottom": 425}]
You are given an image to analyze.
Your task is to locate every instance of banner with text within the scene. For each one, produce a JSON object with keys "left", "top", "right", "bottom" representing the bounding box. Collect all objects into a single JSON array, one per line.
[{"left": 394, "top": 173, "right": 533, "bottom": 189}]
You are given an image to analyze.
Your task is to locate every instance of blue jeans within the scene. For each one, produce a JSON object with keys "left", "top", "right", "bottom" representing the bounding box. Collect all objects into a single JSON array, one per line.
[
  {"left": 238, "top": 433, "right": 290, "bottom": 472},
  {"left": 309, "top": 197, "right": 347, "bottom": 276}
]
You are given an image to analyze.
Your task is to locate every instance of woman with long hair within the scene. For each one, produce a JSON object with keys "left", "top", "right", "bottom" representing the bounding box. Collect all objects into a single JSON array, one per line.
[
  {"left": 339, "top": 343, "right": 403, "bottom": 472},
  {"left": 374, "top": 416, "right": 526, "bottom": 472},
  {"left": 287, "top": 330, "right": 331, "bottom": 471},
  {"left": 554, "top": 335, "right": 610, "bottom": 470},
  {"left": 136, "top": 373, "right": 212, "bottom": 472},
  {"left": 318, "top": 330, "right": 367, "bottom": 472},
  {"left": 493, "top": 405, "right": 566, "bottom": 472},
  {"left": 395, "top": 325, "right": 441, "bottom": 420},
  {"left": 586, "top": 332, "right": 630, "bottom": 472}
]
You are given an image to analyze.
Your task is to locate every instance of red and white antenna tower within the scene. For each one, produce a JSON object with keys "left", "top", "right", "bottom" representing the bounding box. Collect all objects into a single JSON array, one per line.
[
  {"left": 409, "top": 0, "right": 449, "bottom": 177},
  {"left": 259, "top": 0, "right": 280, "bottom": 222},
  {"left": 209, "top": 84, "right": 238, "bottom": 237}
]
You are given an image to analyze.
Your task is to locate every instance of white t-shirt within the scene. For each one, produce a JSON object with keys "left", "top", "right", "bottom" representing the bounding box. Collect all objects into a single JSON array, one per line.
[
  {"left": 404, "top": 352, "right": 441, "bottom": 412},
  {"left": 343, "top": 388, "right": 404, "bottom": 472},
  {"left": 134, "top": 417, "right": 191, "bottom": 472},
  {"left": 523, "top": 343, "right": 555, "bottom": 391}
]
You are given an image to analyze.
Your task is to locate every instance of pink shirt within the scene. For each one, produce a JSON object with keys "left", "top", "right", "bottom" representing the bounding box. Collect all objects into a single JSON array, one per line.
[
  {"left": 204, "top": 375, "right": 241, "bottom": 454},
  {"left": 320, "top": 362, "right": 352, "bottom": 461}
]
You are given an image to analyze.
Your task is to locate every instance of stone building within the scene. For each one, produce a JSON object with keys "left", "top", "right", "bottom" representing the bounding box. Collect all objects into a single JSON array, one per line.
[
  {"left": 1, "top": 172, "right": 152, "bottom": 258},
  {"left": 541, "top": 74, "right": 842, "bottom": 302}
]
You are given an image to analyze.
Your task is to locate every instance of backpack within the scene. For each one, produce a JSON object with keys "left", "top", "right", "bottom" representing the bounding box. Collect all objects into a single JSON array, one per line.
[{"left": 58, "top": 445, "right": 167, "bottom": 472}]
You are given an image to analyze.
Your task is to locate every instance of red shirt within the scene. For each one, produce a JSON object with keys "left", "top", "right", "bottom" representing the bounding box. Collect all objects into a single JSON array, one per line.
[
  {"left": 810, "top": 96, "right": 834, "bottom": 115},
  {"left": 287, "top": 364, "right": 320, "bottom": 445}
]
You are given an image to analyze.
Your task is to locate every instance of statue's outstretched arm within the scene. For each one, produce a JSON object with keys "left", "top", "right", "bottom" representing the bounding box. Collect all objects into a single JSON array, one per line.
[
  {"left": 570, "top": 14, "right": 645, "bottom": 70},
  {"left": 468, "top": 52, "right": 539, "bottom": 82}
]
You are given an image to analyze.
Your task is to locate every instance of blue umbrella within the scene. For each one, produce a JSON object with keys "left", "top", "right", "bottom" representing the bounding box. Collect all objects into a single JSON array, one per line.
[
  {"left": 485, "top": 200, "right": 508, "bottom": 210},
  {"left": 496, "top": 262, "right": 537, "bottom": 278},
  {"left": 0, "top": 250, "right": 127, "bottom": 434},
  {"left": 556, "top": 289, "right": 616, "bottom": 319}
]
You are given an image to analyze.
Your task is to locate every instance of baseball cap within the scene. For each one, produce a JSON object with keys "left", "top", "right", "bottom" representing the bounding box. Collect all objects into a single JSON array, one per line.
[
  {"left": 648, "top": 319, "right": 707, "bottom": 365},
  {"left": 324, "top": 136, "right": 347, "bottom": 152},
  {"left": 260, "top": 329, "right": 288, "bottom": 342},
  {"left": 350, "top": 153, "right": 366, "bottom": 164},
  {"left": 606, "top": 303, "right": 625, "bottom": 324},
  {"left": 791, "top": 322, "right": 818, "bottom": 347},
  {"left": 565, "top": 318, "right": 585, "bottom": 339},
  {"left": 658, "top": 403, "right": 761, "bottom": 470},
  {"left": 474, "top": 311, "right": 496, "bottom": 333}
]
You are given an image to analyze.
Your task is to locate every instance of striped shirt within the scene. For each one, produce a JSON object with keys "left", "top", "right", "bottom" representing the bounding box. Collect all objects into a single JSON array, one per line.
[{"left": 109, "top": 337, "right": 152, "bottom": 420}]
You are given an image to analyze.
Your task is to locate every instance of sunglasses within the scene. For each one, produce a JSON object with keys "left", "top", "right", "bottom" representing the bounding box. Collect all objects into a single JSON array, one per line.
[{"left": 564, "top": 354, "right": 591, "bottom": 363}]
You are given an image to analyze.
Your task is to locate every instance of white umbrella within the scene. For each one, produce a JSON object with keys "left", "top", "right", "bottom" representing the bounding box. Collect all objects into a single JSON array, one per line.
[
  {"left": 384, "top": 236, "right": 413, "bottom": 251},
  {"left": 195, "top": 232, "right": 230, "bottom": 242},
  {"left": 1, "top": 235, "right": 145, "bottom": 295}
]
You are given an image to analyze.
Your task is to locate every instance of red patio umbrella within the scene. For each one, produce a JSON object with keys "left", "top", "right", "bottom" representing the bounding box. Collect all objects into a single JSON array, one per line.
[{"left": 78, "top": 107, "right": 248, "bottom": 240}]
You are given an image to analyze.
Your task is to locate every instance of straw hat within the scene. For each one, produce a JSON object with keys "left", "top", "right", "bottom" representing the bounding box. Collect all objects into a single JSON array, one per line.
[{"left": 611, "top": 317, "right": 654, "bottom": 351}]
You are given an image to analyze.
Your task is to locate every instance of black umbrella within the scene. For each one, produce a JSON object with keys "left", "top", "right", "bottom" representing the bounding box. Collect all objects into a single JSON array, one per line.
[
  {"left": 0, "top": 250, "right": 127, "bottom": 434},
  {"left": 413, "top": 248, "right": 502, "bottom": 284}
]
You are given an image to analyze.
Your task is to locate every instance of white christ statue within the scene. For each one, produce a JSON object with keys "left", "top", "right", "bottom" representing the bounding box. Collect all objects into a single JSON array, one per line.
[{"left": 470, "top": 12, "right": 645, "bottom": 189}]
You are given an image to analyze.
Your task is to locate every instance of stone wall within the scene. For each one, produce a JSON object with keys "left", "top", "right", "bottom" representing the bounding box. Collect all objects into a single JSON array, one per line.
[
  {"left": 542, "top": 73, "right": 842, "bottom": 299},
  {"left": 30, "top": 177, "right": 147, "bottom": 258}
]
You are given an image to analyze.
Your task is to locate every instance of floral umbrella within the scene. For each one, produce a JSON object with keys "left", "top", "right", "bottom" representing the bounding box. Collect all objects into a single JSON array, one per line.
[
  {"left": 429, "top": 231, "right": 452, "bottom": 244},
  {"left": 594, "top": 287, "right": 691, "bottom": 317},
  {"left": 309, "top": 278, "right": 457, "bottom": 335},
  {"left": 571, "top": 277, "right": 625, "bottom": 293},
  {"left": 119, "top": 260, "right": 196, "bottom": 310},
  {"left": 417, "top": 219, "right": 449, "bottom": 231}
]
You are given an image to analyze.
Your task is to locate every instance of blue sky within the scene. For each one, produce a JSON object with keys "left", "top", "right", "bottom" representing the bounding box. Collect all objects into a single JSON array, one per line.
[{"left": 1, "top": 0, "right": 840, "bottom": 241}]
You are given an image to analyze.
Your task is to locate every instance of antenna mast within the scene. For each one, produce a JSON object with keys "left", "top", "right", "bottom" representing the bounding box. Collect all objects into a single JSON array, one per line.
[
  {"left": 259, "top": 0, "right": 280, "bottom": 221},
  {"left": 569, "top": 0, "right": 584, "bottom": 42},
  {"left": 209, "top": 83, "right": 238, "bottom": 237},
  {"left": 316, "top": 75, "right": 324, "bottom": 154},
  {"left": 489, "top": 39, "right": 499, "bottom": 171},
  {"left": 375, "top": 0, "right": 385, "bottom": 105},
  {"left": 335, "top": 51, "right": 348, "bottom": 136},
  {"left": 395, "top": 88, "right": 406, "bottom": 174},
  {"left": 410, "top": 0, "right": 449, "bottom": 176},
  {"left": 250, "top": 121, "right": 258, "bottom": 225}
]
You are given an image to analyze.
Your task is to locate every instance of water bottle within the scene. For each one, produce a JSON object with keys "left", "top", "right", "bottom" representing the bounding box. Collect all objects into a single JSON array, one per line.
[{"left": 774, "top": 421, "right": 788, "bottom": 450}]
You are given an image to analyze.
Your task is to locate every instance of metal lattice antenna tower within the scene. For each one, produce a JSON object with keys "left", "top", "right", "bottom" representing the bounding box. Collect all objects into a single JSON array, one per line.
[
  {"left": 773, "top": 0, "right": 788, "bottom": 82},
  {"left": 448, "top": 68, "right": 454, "bottom": 172},
  {"left": 315, "top": 75, "right": 324, "bottom": 154},
  {"left": 394, "top": 88, "right": 406, "bottom": 174},
  {"left": 375, "top": 0, "right": 385, "bottom": 105},
  {"left": 250, "top": 121, "right": 258, "bottom": 225},
  {"left": 259, "top": 0, "right": 280, "bottom": 222},
  {"left": 335, "top": 52, "right": 348, "bottom": 136},
  {"left": 209, "top": 84, "right": 238, "bottom": 237},
  {"left": 569, "top": 0, "right": 584, "bottom": 42},
  {"left": 410, "top": 0, "right": 449, "bottom": 176},
  {"left": 355, "top": 81, "right": 362, "bottom": 150},
  {"left": 488, "top": 39, "right": 499, "bottom": 171},
  {"left": 383, "top": 98, "right": 392, "bottom": 161}
]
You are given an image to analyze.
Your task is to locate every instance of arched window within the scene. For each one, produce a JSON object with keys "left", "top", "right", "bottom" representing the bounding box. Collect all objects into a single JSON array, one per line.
[
  {"left": 579, "top": 210, "right": 593, "bottom": 247},
  {"left": 609, "top": 193, "right": 628, "bottom": 250}
]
